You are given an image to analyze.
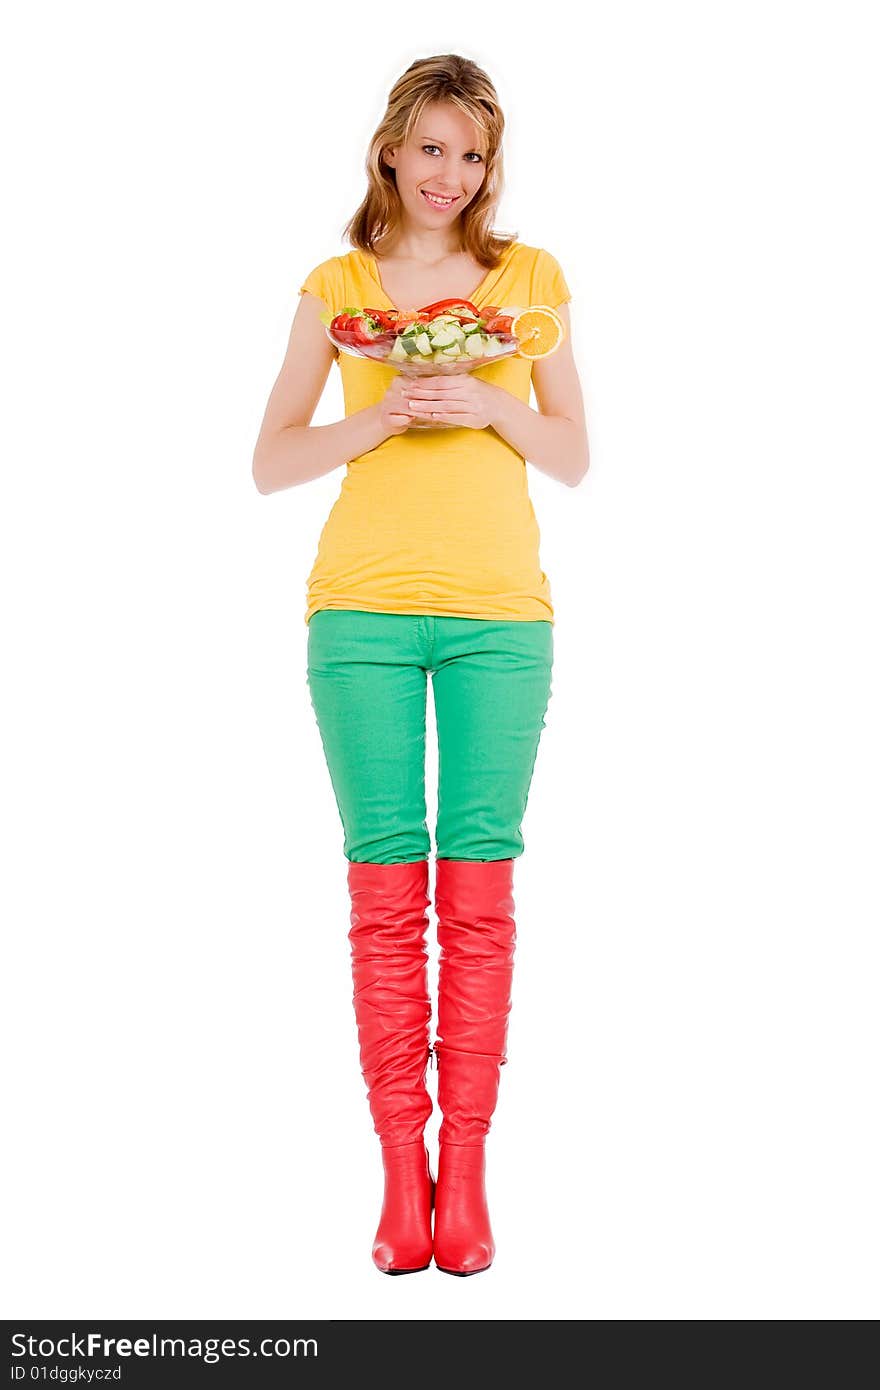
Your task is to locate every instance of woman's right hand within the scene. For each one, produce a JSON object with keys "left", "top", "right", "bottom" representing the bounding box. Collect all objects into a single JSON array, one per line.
[{"left": 375, "top": 375, "right": 421, "bottom": 435}]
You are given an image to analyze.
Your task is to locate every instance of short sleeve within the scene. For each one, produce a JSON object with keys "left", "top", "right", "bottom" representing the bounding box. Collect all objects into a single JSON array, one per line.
[
  {"left": 535, "top": 248, "right": 572, "bottom": 310},
  {"left": 298, "top": 255, "right": 345, "bottom": 314}
]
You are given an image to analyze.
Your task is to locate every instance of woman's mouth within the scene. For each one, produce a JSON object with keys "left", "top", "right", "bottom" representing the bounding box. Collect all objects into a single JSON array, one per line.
[{"left": 420, "top": 189, "right": 460, "bottom": 209}]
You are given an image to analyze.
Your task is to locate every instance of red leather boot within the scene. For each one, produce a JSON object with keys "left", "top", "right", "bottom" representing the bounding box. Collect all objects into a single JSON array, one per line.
[
  {"left": 347, "top": 859, "right": 435, "bottom": 1274},
  {"left": 432, "top": 857, "right": 517, "bottom": 1276}
]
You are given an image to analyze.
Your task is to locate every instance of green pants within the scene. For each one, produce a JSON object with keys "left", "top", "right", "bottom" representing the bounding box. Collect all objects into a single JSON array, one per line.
[{"left": 306, "top": 610, "right": 554, "bottom": 864}]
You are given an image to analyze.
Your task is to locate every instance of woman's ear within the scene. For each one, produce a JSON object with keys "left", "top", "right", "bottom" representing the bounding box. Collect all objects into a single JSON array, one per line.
[{"left": 383, "top": 145, "right": 397, "bottom": 169}]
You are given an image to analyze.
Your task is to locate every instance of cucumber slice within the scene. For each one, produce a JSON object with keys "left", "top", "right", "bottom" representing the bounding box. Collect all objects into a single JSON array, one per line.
[
  {"left": 415, "top": 332, "right": 432, "bottom": 355},
  {"left": 429, "top": 327, "right": 458, "bottom": 348}
]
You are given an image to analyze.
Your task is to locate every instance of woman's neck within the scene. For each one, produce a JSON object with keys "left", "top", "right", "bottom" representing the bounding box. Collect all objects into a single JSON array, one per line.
[{"left": 374, "top": 227, "right": 465, "bottom": 264}]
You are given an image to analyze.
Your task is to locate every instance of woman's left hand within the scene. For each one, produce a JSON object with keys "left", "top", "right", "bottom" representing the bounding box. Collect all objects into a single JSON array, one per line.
[{"left": 403, "top": 375, "right": 502, "bottom": 430}]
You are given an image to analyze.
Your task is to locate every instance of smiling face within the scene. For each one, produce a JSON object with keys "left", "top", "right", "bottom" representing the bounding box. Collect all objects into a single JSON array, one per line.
[{"left": 383, "top": 100, "right": 488, "bottom": 230}]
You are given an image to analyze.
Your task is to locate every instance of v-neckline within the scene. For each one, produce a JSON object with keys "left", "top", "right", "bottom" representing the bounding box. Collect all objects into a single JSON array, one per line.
[{"left": 362, "top": 242, "right": 518, "bottom": 312}]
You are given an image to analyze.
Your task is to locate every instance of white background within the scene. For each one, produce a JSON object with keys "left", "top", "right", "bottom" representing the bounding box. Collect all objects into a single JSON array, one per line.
[{"left": 3, "top": 0, "right": 878, "bottom": 1321}]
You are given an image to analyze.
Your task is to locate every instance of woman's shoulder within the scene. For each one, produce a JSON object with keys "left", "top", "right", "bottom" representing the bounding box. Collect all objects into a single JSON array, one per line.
[
  {"left": 299, "top": 253, "right": 343, "bottom": 300},
  {"left": 510, "top": 242, "right": 571, "bottom": 308},
  {"left": 301, "top": 249, "right": 348, "bottom": 276},
  {"left": 508, "top": 240, "right": 561, "bottom": 267},
  {"left": 299, "top": 250, "right": 371, "bottom": 312},
  {"left": 498, "top": 240, "right": 564, "bottom": 277}
]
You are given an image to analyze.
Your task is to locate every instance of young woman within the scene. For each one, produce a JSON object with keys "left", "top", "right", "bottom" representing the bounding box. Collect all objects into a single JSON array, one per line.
[{"left": 253, "top": 54, "right": 589, "bottom": 1276}]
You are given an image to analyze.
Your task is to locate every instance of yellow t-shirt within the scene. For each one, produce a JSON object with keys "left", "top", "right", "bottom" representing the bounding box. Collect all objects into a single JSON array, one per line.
[{"left": 297, "top": 240, "right": 571, "bottom": 627}]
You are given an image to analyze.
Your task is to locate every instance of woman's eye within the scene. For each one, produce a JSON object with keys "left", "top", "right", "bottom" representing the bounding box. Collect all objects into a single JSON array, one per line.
[{"left": 422, "top": 144, "right": 482, "bottom": 162}]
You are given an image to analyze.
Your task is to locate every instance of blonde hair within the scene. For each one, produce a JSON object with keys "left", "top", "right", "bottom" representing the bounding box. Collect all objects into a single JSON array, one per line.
[{"left": 342, "top": 54, "right": 517, "bottom": 269}]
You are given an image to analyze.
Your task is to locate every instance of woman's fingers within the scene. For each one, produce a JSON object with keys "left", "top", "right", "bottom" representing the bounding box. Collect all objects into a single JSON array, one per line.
[{"left": 405, "top": 379, "right": 458, "bottom": 393}]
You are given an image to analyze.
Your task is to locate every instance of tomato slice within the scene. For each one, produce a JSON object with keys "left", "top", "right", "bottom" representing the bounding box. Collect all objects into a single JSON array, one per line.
[
  {"left": 364, "top": 307, "right": 400, "bottom": 331},
  {"left": 343, "top": 314, "right": 399, "bottom": 349},
  {"left": 346, "top": 315, "right": 377, "bottom": 343}
]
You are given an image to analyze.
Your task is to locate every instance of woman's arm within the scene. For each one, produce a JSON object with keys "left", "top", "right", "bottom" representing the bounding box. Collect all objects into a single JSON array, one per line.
[
  {"left": 252, "top": 292, "right": 389, "bottom": 494},
  {"left": 491, "top": 304, "right": 590, "bottom": 488}
]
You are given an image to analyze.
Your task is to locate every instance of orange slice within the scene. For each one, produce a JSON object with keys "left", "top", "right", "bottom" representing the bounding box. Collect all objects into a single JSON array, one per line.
[{"left": 511, "top": 304, "right": 565, "bottom": 359}]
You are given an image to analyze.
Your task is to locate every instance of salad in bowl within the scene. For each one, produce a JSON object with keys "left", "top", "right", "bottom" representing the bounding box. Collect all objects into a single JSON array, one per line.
[{"left": 320, "top": 296, "right": 565, "bottom": 427}]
